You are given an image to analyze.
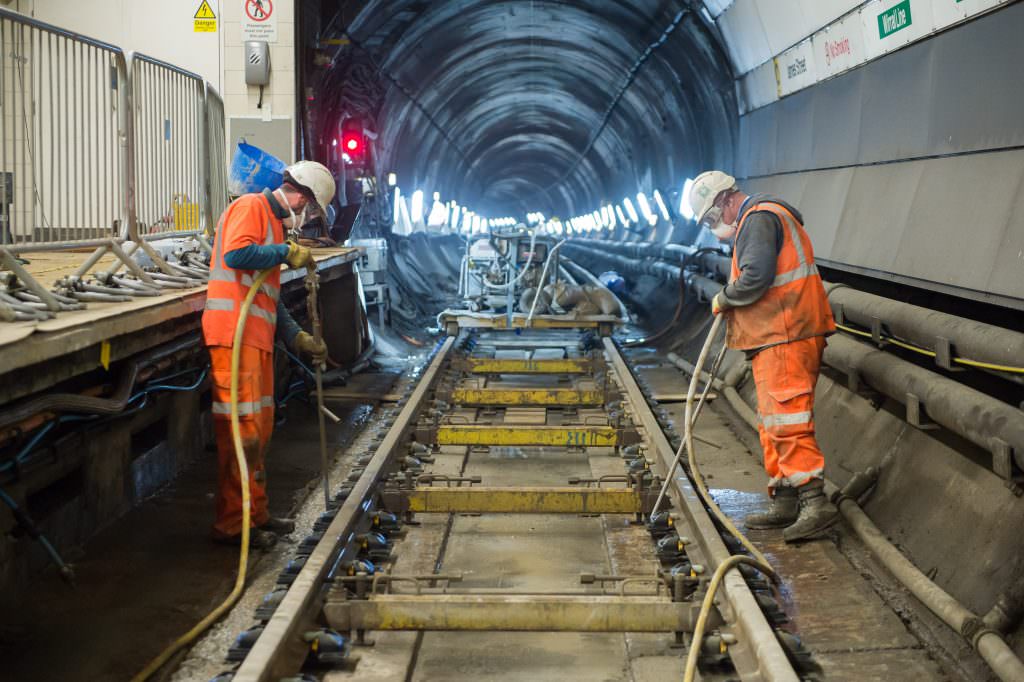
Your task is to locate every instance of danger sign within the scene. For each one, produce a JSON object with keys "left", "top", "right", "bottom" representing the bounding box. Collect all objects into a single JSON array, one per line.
[
  {"left": 193, "top": 0, "right": 217, "bottom": 33},
  {"left": 242, "top": 0, "right": 277, "bottom": 41}
]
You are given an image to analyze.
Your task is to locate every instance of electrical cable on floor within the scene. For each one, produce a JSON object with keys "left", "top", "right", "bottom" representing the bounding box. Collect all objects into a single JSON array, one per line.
[
  {"left": 834, "top": 322, "right": 1024, "bottom": 374},
  {"left": 131, "top": 269, "right": 273, "bottom": 682}
]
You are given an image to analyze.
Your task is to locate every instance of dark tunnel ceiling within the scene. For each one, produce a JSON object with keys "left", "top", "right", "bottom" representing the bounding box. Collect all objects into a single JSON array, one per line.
[{"left": 336, "top": 1, "right": 737, "bottom": 219}]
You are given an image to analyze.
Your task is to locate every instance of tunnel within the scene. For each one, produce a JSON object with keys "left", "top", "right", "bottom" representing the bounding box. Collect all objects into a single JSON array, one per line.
[{"left": 0, "top": 1, "right": 1022, "bottom": 681}]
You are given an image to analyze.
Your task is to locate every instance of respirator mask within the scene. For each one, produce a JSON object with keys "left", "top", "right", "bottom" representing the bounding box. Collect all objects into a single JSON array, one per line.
[
  {"left": 274, "top": 188, "right": 311, "bottom": 233},
  {"left": 700, "top": 206, "right": 738, "bottom": 241}
]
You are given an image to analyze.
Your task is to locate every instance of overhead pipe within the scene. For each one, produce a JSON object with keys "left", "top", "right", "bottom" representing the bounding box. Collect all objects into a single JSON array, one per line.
[
  {"left": 825, "top": 334, "right": 1024, "bottom": 471},
  {"left": 837, "top": 470, "right": 1024, "bottom": 682},
  {"left": 580, "top": 238, "right": 1023, "bottom": 380}
]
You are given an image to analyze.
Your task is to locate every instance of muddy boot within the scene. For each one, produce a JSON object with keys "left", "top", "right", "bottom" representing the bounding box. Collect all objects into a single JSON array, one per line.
[
  {"left": 783, "top": 479, "right": 838, "bottom": 543},
  {"left": 213, "top": 528, "right": 278, "bottom": 549},
  {"left": 260, "top": 517, "right": 296, "bottom": 535},
  {"left": 744, "top": 486, "right": 798, "bottom": 529}
]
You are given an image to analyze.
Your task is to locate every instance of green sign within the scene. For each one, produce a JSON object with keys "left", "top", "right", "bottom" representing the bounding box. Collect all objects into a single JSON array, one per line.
[{"left": 878, "top": 0, "right": 913, "bottom": 39}]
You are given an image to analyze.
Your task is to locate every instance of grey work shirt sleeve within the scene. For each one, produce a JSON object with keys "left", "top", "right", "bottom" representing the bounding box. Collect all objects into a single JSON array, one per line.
[{"left": 719, "top": 212, "right": 783, "bottom": 308}]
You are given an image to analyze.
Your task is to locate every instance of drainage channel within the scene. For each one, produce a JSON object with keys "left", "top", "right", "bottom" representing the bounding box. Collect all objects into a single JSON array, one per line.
[{"left": 218, "top": 329, "right": 805, "bottom": 681}]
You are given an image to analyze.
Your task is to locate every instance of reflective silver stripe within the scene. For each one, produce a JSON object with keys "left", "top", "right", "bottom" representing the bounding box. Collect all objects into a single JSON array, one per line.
[
  {"left": 209, "top": 261, "right": 281, "bottom": 301},
  {"left": 767, "top": 209, "right": 817, "bottom": 289},
  {"left": 206, "top": 298, "right": 235, "bottom": 312},
  {"left": 264, "top": 218, "right": 277, "bottom": 245},
  {"left": 760, "top": 410, "right": 813, "bottom": 428},
  {"left": 772, "top": 263, "right": 819, "bottom": 288},
  {"left": 212, "top": 396, "right": 275, "bottom": 416},
  {"left": 786, "top": 469, "right": 824, "bottom": 487},
  {"left": 249, "top": 306, "right": 277, "bottom": 325}
]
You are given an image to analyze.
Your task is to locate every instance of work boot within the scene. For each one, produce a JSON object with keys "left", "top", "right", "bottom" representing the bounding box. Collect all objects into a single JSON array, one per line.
[
  {"left": 213, "top": 528, "right": 278, "bottom": 550},
  {"left": 260, "top": 517, "right": 296, "bottom": 535},
  {"left": 783, "top": 479, "right": 839, "bottom": 543},
  {"left": 744, "top": 487, "right": 798, "bottom": 529}
]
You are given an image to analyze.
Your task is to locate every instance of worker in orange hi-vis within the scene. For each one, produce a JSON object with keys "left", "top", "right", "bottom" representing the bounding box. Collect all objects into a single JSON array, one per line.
[
  {"left": 688, "top": 170, "right": 837, "bottom": 543},
  {"left": 202, "top": 161, "right": 336, "bottom": 548}
]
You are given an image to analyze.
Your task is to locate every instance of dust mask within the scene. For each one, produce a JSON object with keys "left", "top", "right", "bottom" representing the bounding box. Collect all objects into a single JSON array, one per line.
[
  {"left": 274, "top": 188, "right": 310, "bottom": 230},
  {"left": 711, "top": 220, "right": 737, "bottom": 241}
]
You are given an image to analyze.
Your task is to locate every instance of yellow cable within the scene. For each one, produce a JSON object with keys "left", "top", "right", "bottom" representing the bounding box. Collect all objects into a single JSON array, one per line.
[
  {"left": 683, "top": 554, "right": 775, "bottom": 682},
  {"left": 131, "top": 268, "right": 273, "bottom": 682},
  {"left": 834, "top": 323, "right": 1024, "bottom": 374},
  {"left": 681, "top": 314, "right": 777, "bottom": 678}
]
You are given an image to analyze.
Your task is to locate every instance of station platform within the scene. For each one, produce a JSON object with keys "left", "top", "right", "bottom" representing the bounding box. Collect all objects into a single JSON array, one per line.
[{"left": 0, "top": 247, "right": 362, "bottom": 401}]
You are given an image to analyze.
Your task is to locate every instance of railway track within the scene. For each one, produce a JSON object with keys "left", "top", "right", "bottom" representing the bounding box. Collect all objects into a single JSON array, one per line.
[{"left": 224, "top": 328, "right": 808, "bottom": 681}]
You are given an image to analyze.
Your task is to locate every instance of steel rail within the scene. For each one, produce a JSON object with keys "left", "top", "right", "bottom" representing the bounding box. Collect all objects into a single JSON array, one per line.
[
  {"left": 602, "top": 338, "right": 799, "bottom": 682},
  {"left": 233, "top": 337, "right": 456, "bottom": 682}
]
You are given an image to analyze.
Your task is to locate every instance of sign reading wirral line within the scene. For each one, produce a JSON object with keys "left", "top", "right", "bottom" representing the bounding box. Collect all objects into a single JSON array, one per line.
[{"left": 878, "top": 0, "right": 913, "bottom": 39}]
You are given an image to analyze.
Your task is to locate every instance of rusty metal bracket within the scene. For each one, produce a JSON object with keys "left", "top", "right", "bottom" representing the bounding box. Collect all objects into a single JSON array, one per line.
[{"left": 380, "top": 486, "right": 658, "bottom": 516}]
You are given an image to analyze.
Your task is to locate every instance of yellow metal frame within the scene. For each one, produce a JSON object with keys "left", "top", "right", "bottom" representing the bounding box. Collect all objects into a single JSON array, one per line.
[
  {"left": 435, "top": 424, "right": 620, "bottom": 447},
  {"left": 325, "top": 594, "right": 706, "bottom": 632},
  {"left": 457, "top": 357, "right": 591, "bottom": 374},
  {"left": 398, "top": 486, "right": 649, "bottom": 514},
  {"left": 450, "top": 387, "right": 604, "bottom": 406},
  {"left": 441, "top": 310, "right": 621, "bottom": 331}
]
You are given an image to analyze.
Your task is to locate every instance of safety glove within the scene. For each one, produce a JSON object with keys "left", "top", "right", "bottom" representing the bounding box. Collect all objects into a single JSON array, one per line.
[
  {"left": 711, "top": 292, "right": 726, "bottom": 316},
  {"left": 285, "top": 240, "right": 314, "bottom": 269},
  {"left": 293, "top": 331, "right": 328, "bottom": 365}
]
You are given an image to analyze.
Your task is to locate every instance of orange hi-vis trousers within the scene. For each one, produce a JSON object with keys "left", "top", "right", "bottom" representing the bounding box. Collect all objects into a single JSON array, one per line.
[
  {"left": 209, "top": 345, "right": 275, "bottom": 538},
  {"left": 750, "top": 335, "right": 827, "bottom": 490}
]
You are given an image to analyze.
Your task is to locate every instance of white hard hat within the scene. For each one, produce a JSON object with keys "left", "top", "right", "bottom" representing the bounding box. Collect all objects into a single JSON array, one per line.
[
  {"left": 688, "top": 170, "right": 736, "bottom": 223},
  {"left": 283, "top": 160, "right": 336, "bottom": 217}
]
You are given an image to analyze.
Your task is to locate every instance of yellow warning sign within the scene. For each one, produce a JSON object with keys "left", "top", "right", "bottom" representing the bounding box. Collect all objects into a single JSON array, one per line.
[{"left": 194, "top": 0, "right": 217, "bottom": 32}]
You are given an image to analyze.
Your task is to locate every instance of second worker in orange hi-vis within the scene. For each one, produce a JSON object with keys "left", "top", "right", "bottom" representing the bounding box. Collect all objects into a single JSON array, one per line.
[
  {"left": 689, "top": 170, "right": 837, "bottom": 543},
  {"left": 202, "top": 161, "right": 336, "bottom": 549}
]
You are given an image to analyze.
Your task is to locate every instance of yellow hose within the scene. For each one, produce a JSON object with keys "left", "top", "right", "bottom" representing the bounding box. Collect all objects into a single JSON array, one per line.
[
  {"left": 680, "top": 314, "right": 776, "bottom": 679},
  {"left": 683, "top": 315, "right": 771, "bottom": 568},
  {"left": 132, "top": 268, "right": 274, "bottom": 682},
  {"left": 683, "top": 554, "right": 775, "bottom": 682}
]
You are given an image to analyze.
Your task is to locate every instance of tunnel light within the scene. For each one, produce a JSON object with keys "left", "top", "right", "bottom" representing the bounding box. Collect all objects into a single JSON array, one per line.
[
  {"left": 332, "top": 138, "right": 338, "bottom": 147},
  {"left": 451, "top": 205, "right": 461, "bottom": 230},
  {"left": 680, "top": 179, "right": 695, "bottom": 220},
  {"left": 637, "top": 193, "right": 658, "bottom": 227},
  {"left": 653, "top": 190, "right": 670, "bottom": 221},
  {"left": 592, "top": 210, "right": 601, "bottom": 227},
  {"left": 393, "top": 187, "right": 402, "bottom": 224},
  {"left": 624, "top": 198, "right": 639, "bottom": 223},
  {"left": 615, "top": 205, "right": 627, "bottom": 226},
  {"left": 427, "top": 198, "right": 447, "bottom": 227},
  {"left": 434, "top": 192, "right": 441, "bottom": 201},
  {"left": 410, "top": 190, "right": 425, "bottom": 224},
  {"left": 387, "top": 172, "right": 397, "bottom": 187},
  {"left": 636, "top": 193, "right": 654, "bottom": 220}
]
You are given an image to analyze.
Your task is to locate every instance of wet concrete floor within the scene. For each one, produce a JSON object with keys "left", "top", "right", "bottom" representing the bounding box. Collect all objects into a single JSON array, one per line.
[{"left": 0, "top": 384, "right": 383, "bottom": 682}]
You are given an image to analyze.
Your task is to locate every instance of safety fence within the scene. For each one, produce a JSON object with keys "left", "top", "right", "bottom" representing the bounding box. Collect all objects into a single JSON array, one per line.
[{"left": 0, "top": 7, "right": 229, "bottom": 320}]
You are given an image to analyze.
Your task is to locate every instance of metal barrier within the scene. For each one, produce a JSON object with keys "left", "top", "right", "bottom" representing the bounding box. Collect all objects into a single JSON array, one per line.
[
  {"left": 0, "top": 8, "right": 229, "bottom": 320},
  {"left": 205, "top": 85, "right": 228, "bottom": 236}
]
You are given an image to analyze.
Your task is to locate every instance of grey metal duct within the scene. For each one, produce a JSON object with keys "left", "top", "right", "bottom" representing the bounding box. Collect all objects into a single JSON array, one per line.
[
  {"left": 824, "top": 334, "right": 1024, "bottom": 474},
  {"left": 825, "top": 283, "right": 1024, "bottom": 373}
]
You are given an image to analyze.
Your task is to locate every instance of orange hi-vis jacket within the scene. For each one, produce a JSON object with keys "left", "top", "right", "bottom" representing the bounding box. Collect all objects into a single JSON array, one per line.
[
  {"left": 726, "top": 201, "right": 835, "bottom": 351},
  {"left": 202, "top": 193, "right": 285, "bottom": 351}
]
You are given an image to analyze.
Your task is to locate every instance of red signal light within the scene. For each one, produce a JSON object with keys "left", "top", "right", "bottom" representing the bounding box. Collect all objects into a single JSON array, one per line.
[{"left": 345, "top": 137, "right": 359, "bottom": 151}]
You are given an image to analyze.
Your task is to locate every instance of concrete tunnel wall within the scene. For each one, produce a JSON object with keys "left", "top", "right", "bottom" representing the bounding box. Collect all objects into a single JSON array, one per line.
[{"left": 316, "top": 5, "right": 1024, "bottom": 636}]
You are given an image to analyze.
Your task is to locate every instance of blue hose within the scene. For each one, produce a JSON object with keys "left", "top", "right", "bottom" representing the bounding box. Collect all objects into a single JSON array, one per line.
[
  {"left": 0, "top": 485, "right": 75, "bottom": 584},
  {"left": 0, "top": 366, "right": 209, "bottom": 584}
]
